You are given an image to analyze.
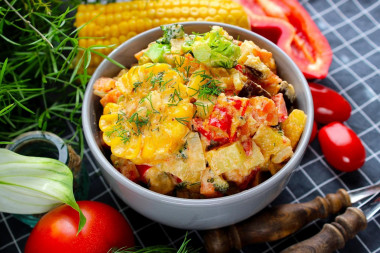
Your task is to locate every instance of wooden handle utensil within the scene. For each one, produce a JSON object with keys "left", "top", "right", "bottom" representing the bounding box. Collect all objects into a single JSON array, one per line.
[
  {"left": 280, "top": 207, "right": 367, "bottom": 253},
  {"left": 204, "top": 189, "right": 351, "bottom": 253}
]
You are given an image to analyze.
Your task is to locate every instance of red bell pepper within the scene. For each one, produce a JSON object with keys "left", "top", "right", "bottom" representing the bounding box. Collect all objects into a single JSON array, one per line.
[{"left": 234, "top": 0, "right": 332, "bottom": 79}]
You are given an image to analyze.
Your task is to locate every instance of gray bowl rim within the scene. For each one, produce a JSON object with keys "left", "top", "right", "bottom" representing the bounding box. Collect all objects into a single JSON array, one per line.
[{"left": 82, "top": 21, "right": 314, "bottom": 207}]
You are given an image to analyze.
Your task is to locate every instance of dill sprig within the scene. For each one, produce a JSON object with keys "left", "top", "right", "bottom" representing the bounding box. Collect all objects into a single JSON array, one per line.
[
  {"left": 189, "top": 71, "right": 224, "bottom": 101},
  {"left": 108, "top": 233, "right": 199, "bottom": 253},
  {"left": 175, "top": 117, "right": 190, "bottom": 126},
  {"left": 0, "top": 0, "right": 122, "bottom": 154}
]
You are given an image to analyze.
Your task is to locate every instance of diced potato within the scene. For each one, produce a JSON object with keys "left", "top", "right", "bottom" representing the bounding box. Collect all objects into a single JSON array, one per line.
[
  {"left": 268, "top": 162, "right": 284, "bottom": 176},
  {"left": 238, "top": 40, "right": 256, "bottom": 64},
  {"left": 206, "top": 142, "right": 247, "bottom": 175},
  {"left": 187, "top": 132, "right": 207, "bottom": 176},
  {"left": 170, "top": 38, "right": 185, "bottom": 54},
  {"left": 194, "top": 99, "right": 215, "bottom": 119},
  {"left": 144, "top": 166, "right": 177, "bottom": 194},
  {"left": 159, "top": 132, "right": 205, "bottom": 183},
  {"left": 200, "top": 168, "right": 229, "bottom": 197},
  {"left": 281, "top": 109, "right": 307, "bottom": 149},
  {"left": 253, "top": 125, "right": 292, "bottom": 164},
  {"left": 111, "top": 155, "right": 140, "bottom": 182},
  {"left": 243, "top": 141, "right": 265, "bottom": 171},
  {"left": 244, "top": 55, "right": 271, "bottom": 79},
  {"left": 271, "top": 146, "right": 293, "bottom": 164}
]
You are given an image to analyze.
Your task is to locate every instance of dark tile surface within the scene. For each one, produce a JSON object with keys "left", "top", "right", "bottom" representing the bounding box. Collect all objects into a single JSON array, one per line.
[{"left": 1, "top": 1, "right": 379, "bottom": 253}]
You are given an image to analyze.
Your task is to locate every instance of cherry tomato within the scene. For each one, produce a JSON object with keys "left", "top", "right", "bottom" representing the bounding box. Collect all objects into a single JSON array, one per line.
[
  {"left": 309, "top": 120, "right": 318, "bottom": 144},
  {"left": 309, "top": 82, "right": 351, "bottom": 124},
  {"left": 25, "top": 201, "right": 134, "bottom": 253},
  {"left": 318, "top": 122, "right": 365, "bottom": 172}
]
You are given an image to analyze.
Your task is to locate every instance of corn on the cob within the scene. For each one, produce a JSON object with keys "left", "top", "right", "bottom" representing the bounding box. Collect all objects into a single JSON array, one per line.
[{"left": 74, "top": 0, "right": 250, "bottom": 73}]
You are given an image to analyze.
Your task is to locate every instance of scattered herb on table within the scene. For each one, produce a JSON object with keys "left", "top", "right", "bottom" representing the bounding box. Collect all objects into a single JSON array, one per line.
[{"left": 109, "top": 233, "right": 199, "bottom": 253}]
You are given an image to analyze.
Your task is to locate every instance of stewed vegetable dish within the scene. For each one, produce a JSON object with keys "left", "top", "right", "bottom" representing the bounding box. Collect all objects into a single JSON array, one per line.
[{"left": 94, "top": 24, "right": 306, "bottom": 198}]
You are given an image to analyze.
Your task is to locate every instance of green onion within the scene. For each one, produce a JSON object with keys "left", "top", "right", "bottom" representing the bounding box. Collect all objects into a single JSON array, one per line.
[{"left": 0, "top": 149, "right": 86, "bottom": 234}]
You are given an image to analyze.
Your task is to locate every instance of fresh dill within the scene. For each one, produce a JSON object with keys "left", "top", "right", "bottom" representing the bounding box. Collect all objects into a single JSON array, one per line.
[
  {"left": 184, "top": 66, "right": 191, "bottom": 78},
  {"left": 140, "top": 93, "right": 159, "bottom": 113},
  {"left": 189, "top": 71, "right": 224, "bottom": 101},
  {"left": 133, "top": 81, "right": 143, "bottom": 91},
  {"left": 174, "top": 56, "right": 185, "bottom": 68},
  {"left": 108, "top": 233, "right": 198, "bottom": 253},
  {"left": 198, "top": 80, "right": 224, "bottom": 100},
  {"left": 150, "top": 71, "right": 165, "bottom": 88},
  {"left": 160, "top": 78, "right": 173, "bottom": 91},
  {"left": 128, "top": 112, "right": 149, "bottom": 134},
  {"left": 106, "top": 111, "right": 149, "bottom": 143},
  {"left": 0, "top": 0, "right": 121, "bottom": 154},
  {"left": 175, "top": 117, "right": 189, "bottom": 126},
  {"left": 105, "top": 124, "right": 131, "bottom": 144},
  {"left": 193, "top": 101, "right": 209, "bottom": 115},
  {"left": 168, "top": 88, "right": 183, "bottom": 106},
  {"left": 145, "top": 72, "right": 154, "bottom": 83}
]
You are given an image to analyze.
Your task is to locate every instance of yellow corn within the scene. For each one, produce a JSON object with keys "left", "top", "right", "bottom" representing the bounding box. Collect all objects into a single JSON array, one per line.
[{"left": 74, "top": 0, "right": 250, "bottom": 73}]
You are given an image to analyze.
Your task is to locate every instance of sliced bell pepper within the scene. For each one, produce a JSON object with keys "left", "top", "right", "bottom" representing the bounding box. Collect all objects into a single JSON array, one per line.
[{"left": 234, "top": 0, "right": 332, "bottom": 79}]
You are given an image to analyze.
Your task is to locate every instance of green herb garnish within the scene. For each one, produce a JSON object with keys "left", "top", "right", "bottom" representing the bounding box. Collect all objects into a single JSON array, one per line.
[{"left": 0, "top": 0, "right": 123, "bottom": 154}]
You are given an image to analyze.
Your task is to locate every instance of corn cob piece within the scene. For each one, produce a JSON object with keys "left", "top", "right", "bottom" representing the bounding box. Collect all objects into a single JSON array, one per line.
[{"left": 74, "top": 0, "right": 250, "bottom": 74}]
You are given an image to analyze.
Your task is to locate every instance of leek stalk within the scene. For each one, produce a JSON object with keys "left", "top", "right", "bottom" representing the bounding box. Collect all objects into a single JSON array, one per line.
[{"left": 0, "top": 148, "right": 86, "bottom": 233}]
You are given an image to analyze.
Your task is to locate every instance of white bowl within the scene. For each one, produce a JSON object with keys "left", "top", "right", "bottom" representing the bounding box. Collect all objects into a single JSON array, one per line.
[{"left": 82, "top": 22, "right": 313, "bottom": 230}]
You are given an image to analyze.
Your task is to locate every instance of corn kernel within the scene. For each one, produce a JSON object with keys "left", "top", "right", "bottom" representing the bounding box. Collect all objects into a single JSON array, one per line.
[
  {"left": 181, "top": 6, "right": 190, "bottom": 16},
  {"left": 128, "top": 19, "right": 136, "bottom": 30},
  {"left": 156, "top": 8, "right": 165, "bottom": 18},
  {"left": 119, "top": 35, "right": 128, "bottom": 44},
  {"left": 190, "top": 7, "right": 199, "bottom": 17},
  {"left": 105, "top": 3, "right": 114, "bottom": 14},
  {"left": 110, "top": 37, "right": 119, "bottom": 46},
  {"left": 79, "top": 39, "right": 87, "bottom": 48},
  {"left": 110, "top": 24, "right": 119, "bottom": 37},
  {"left": 127, "top": 31, "right": 137, "bottom": 39},
  {"left": 135, "top": 19, "right": 145, "bottom": 33},
  {"left": 208, "top": 8, "right": 217, "bottom": 16},
  {"left": 121, "top": 2, "right": 130, "bottom": 11},
  {"left": 169, "top": 17, "right": 177, "bottom": 24},
  {"left": 161, "top": 17, "right": 170, "bottom": 24},
  {"left": 209, "top": 1, "right": 220, "bottom": 8},
  {"left": 103, "top": 25, "right": 111, "bottom": 37},
  {"left": 75, "top": 0, "right": 251, "bottom": 71},
  {"left": 143, "top": 18, "right": 153, "bottom": 30},
  {"left": 119, "top": 21, "right": 129, "bottom": 34},
  {"left": 147, "top": 9, "right": 156, "bottom": 18},
  {"left": 114, "top": 13, "right": 122, "bottom": 24},
  {"left": 153, "top": 18, "right": 161, "bottom": 28}
]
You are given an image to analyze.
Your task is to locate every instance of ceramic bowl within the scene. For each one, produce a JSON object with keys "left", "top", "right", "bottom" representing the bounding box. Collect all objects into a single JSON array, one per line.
[{"left": 82, "top": 22, "right": 313, "bottom": 230}]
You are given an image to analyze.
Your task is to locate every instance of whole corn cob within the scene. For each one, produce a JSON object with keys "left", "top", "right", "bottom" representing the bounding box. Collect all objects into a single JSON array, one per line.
[{"left": 74, "top": 0, "right": 250, "bottom": 73}]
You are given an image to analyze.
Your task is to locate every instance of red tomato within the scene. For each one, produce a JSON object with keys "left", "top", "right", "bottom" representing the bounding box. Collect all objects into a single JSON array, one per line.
[
  {"left": 309, "top": 82, "right": 351, "bottom": 124},
  {"left": 309, "top": 120, "right": 318, "bottom": 144},
  {"left": 25, "top": 201, "right": 134, "bottom": 253},
  {"left": 318, "top": 122, "right": 366, "bottom": 172}
]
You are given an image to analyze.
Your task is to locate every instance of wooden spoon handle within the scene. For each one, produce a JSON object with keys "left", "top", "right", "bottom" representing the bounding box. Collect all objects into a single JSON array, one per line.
[
  {"left": 204, "top": 189, "right": 351, "bottom": 253},
  {"left": 281, "top": 207, "right": 367, "bottom": 253}
]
